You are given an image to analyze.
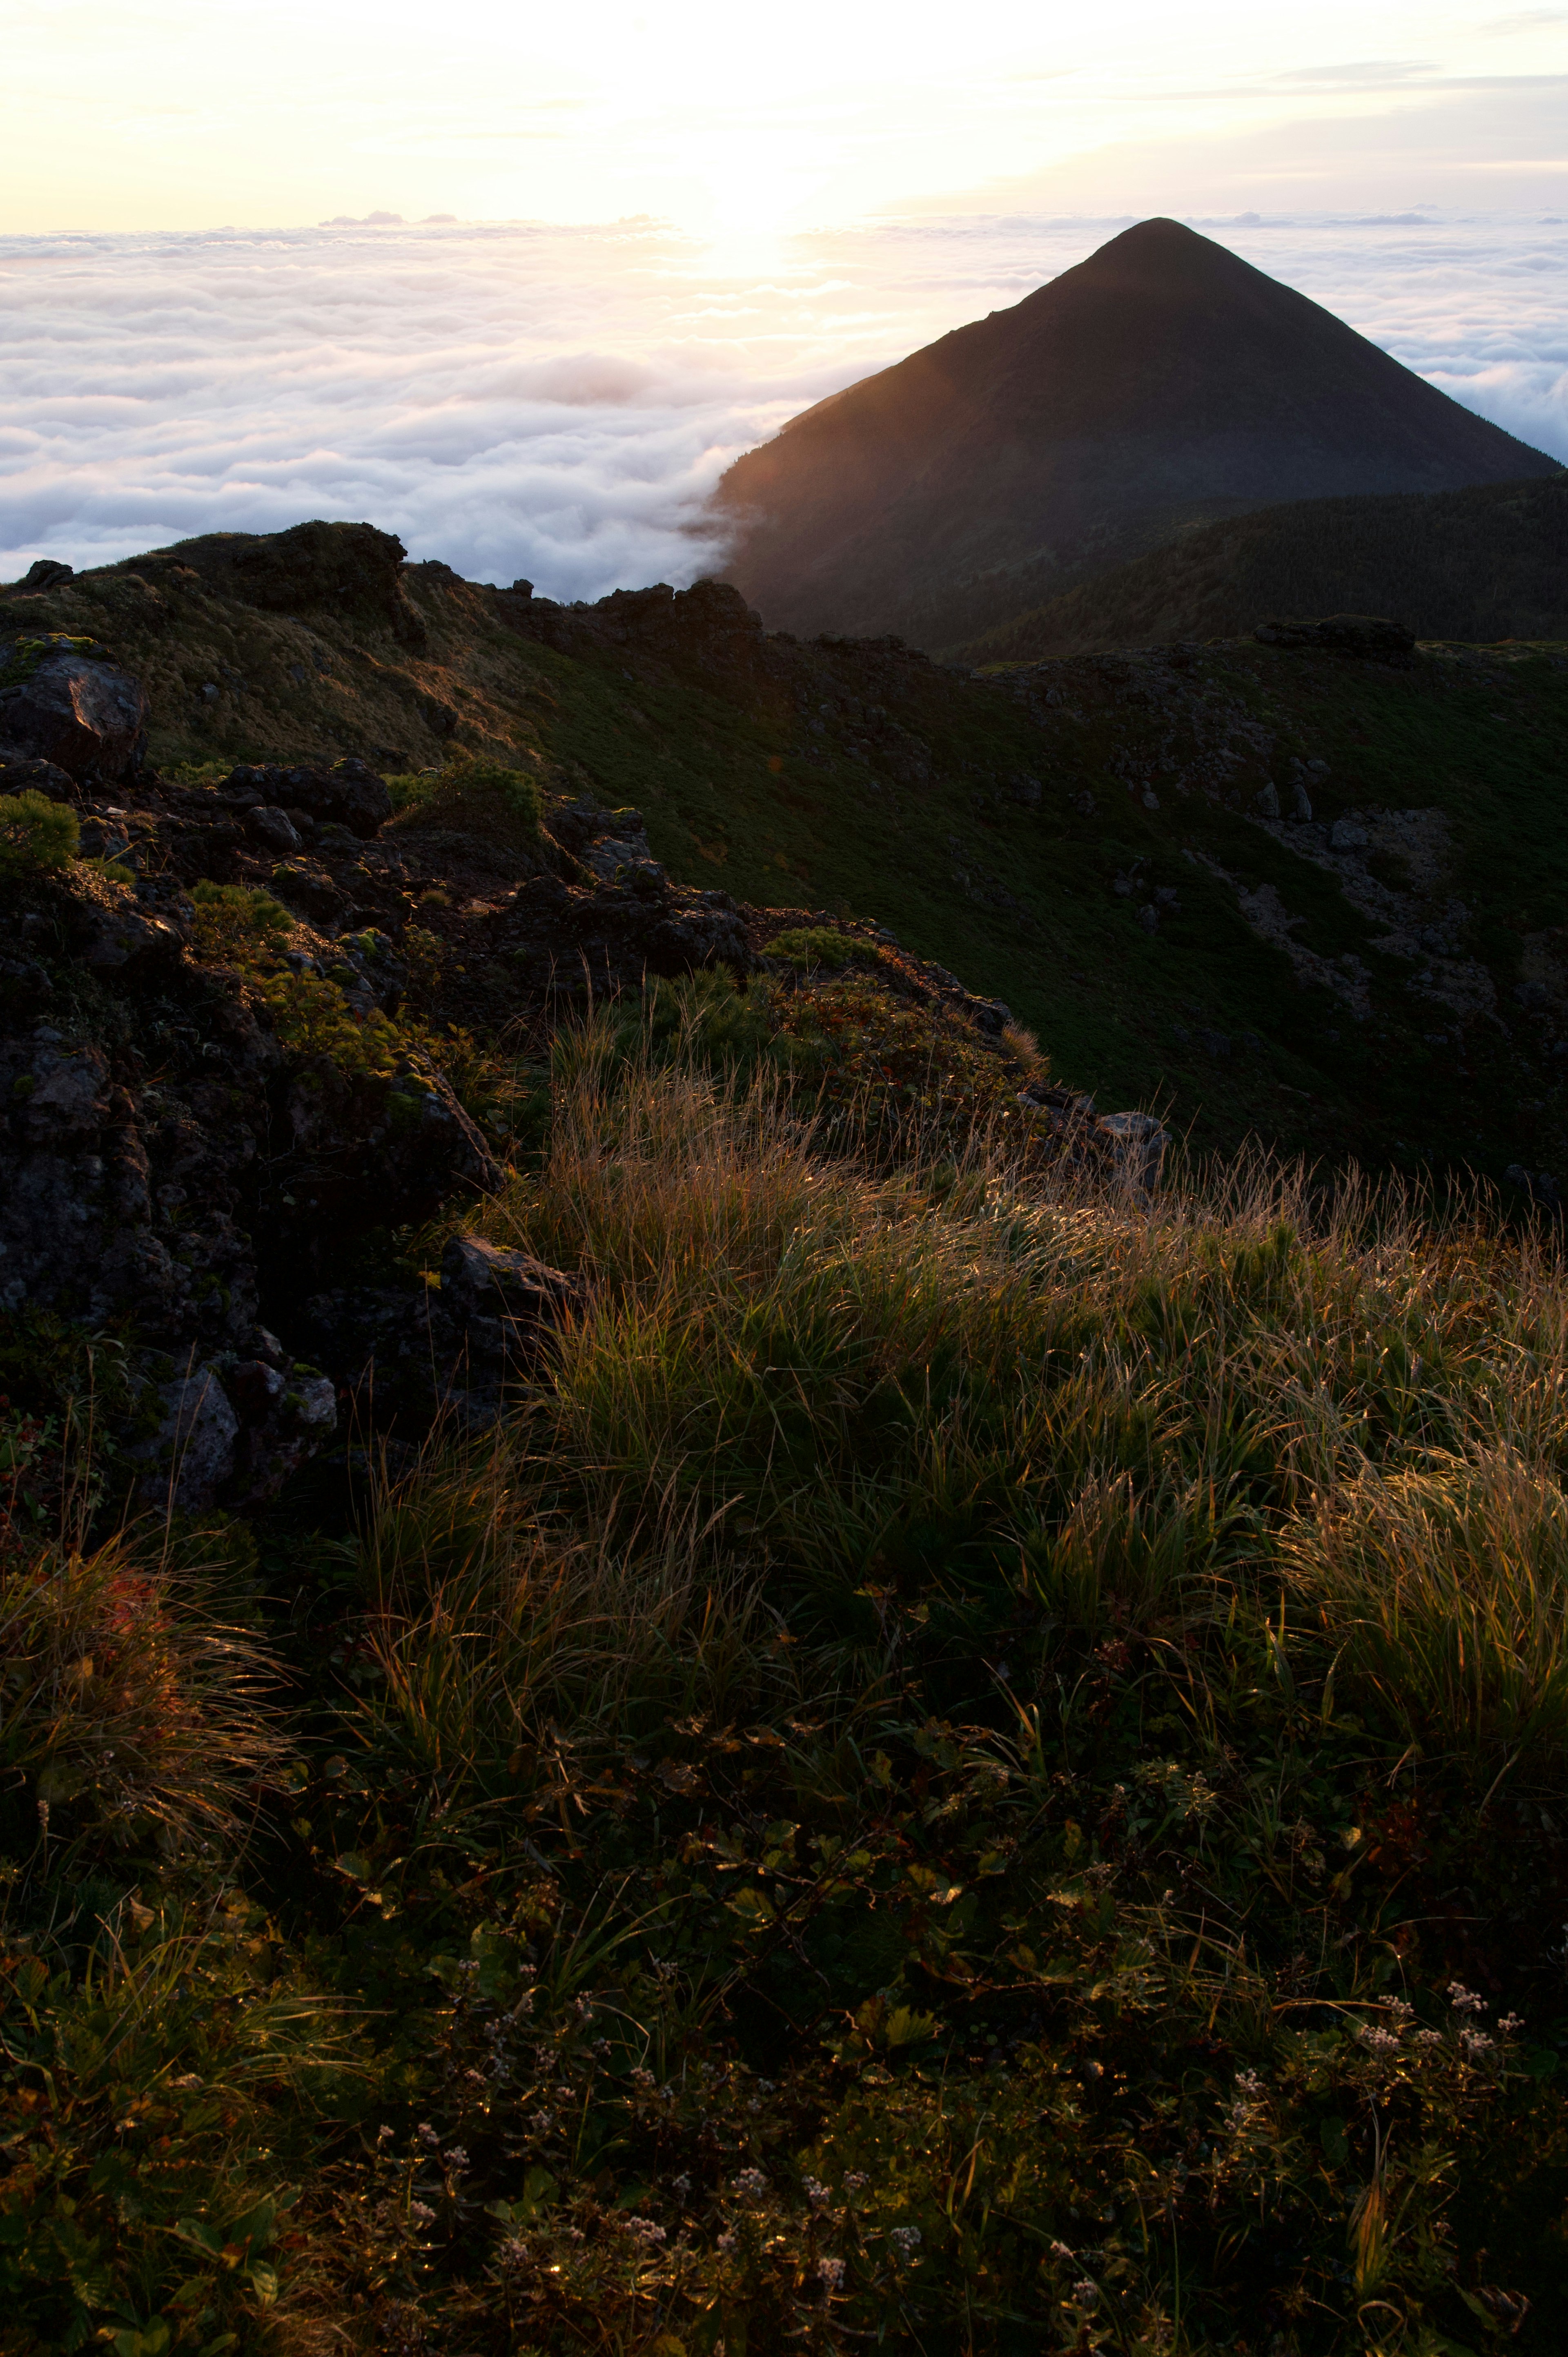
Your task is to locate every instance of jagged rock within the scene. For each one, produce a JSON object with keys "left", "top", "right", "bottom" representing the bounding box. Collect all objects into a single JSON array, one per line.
[
  {"left": 74, "top": 889, "right": 188, "bottom": 973},
  {"left": 302, "top": 1238, "right": 581, "bottom": 1432},
  {"left": 0, "top": 639, "right": 149, "bottom": 783},
  {"left": 1096, "top": 1110, "right": 1169, "bottom": 1195},
  {"left": 17, "top": 560, "right": 74, "bottom": 591},
  {"left": 499, "top": 860, "right": 752, "bottom": 995},
  {"left": 151, "top": 520, "right": 427, "bottom": 649},
  {"left": 1253, "top": 781, "right": 1281, "bottom": 819},
  {"left": 1506, "top": 1164, "right": 1562, "bottom": 1215},
  {"left": 1254, "top": 615, "right": 1415, "bottom": 658},
  {"left": 1330, "top": 819, "right": 1369, "bottom": 852},
  {"left": 227, "top": 1357, "right": 338, "bottom": 1503},
  {"left": 441, "top": 1234, "right": 585, "bottom": 1329}
]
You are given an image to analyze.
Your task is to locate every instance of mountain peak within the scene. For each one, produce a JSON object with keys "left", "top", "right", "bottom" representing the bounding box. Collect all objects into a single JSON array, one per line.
[{"left": 716, "top": 223, "right": 1556, "bottom": 648}]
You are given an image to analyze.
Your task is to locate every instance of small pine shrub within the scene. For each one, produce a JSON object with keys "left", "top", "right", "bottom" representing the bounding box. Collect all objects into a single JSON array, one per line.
[
  {"left": 262, "top": 969, "right": 402, "bottom": 1074},
  {"left": 190, "top": 879, "right": 295, "bottom": 966},
  {"left": 768, "top": 924, "right": 878, "bottom": 971},
  {"left": 0, "top": 790, "right": 78, "bottom": 879}
]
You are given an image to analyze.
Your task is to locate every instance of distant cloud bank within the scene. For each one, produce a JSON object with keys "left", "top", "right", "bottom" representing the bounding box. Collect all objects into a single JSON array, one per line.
[{"left": 1, "top": 210, "right": 1562, "bottom": 598}]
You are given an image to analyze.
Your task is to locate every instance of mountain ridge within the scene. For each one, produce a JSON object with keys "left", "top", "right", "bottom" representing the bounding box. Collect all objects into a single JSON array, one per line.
[{"left": 955, "top": 473, "right": 1568, "bottom": 665}]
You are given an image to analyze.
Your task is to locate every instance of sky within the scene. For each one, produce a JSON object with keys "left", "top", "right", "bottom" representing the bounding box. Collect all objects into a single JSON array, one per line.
[{"left": 0, "top": 1, "right": 1563, "bottom": 592}]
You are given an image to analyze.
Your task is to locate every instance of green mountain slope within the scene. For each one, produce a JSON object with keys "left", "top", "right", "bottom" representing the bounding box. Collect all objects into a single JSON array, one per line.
[
  {"left": 7, "top": 523, "right": 1568, "bottom": 1193},
  {"left": 954, "top": 473, "right": 1568, "bottom": 665}
]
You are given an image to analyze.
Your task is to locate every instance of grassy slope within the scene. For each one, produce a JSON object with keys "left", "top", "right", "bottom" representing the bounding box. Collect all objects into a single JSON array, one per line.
[
  {"left": 9, "top": 544, "right": 1568, "bottom": 1190},
  {"left": 952, "top": 475, "right": 1568, "bottom": 667},
  {"left": 9, "top": 1034, "right": 1568, "bottom": 2354}
]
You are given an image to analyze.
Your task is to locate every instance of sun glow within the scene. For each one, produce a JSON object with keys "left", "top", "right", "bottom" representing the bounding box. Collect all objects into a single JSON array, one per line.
[{"left": 1, "top": 0, "right": 1564, "bottom": 233}]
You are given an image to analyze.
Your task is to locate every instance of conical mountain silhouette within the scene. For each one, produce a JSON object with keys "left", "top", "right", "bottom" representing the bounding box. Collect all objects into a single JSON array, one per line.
[{"left": 716, "top": 218, "right": 1557, "bottom": 649}]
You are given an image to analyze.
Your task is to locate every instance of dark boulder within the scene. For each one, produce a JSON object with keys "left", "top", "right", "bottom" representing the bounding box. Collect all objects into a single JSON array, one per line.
[
  {"left": 15, "top": 560, "right": 74, "bottom": 592},
  {"left": 224, "top": 758, "right": 392, "bottom": 839},
  {"left": 0, "top": 638, "right": 149, "bottom": 782}
]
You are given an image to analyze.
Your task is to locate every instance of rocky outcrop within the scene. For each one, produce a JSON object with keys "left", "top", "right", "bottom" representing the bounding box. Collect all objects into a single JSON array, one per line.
[
  {"left": 303, "top": 1233, "right": 584, "bottom": 1434},
  {"left": 0, "top": 636, "right": 149, "bottom": 783},
  {"left": 1253, "top": 614, "right": 1415, "bottom": 658},
  {"left": 147, "top": 520, "right": 428, "bottom": 650}
]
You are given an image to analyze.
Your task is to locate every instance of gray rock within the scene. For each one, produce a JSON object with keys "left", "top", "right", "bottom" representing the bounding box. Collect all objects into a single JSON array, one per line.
[
  {"left": 1138, "top": 904, "right": 1159, "bottom": 934},
  {"left": 1253, "top": 782, "right": 1281, "bottom": 819},
  {"left": 1096, "top": 1110, "right": 1169, "bottom": 1195},
  {"left": 134, "top": 1364, "right": 240, "bottom": 1510},
  {"left": 440, "top": 1235, "right": 584, "bottom": 1331},
  {"left": 76, "top": 897, "right": 187, "bottom": 974},
  {"left": 0, "top": 643, "right": 149, "bottom": 783},
  {"left": 246, "top": 805, "right": 302, "bottom": 854},
  {"left": 1330, "top": 820, "right": 1368, "bottom": 852}
]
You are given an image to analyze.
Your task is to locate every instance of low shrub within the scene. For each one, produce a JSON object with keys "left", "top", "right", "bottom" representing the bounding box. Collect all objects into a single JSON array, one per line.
[
  {"left": 0, "top": 791, "right": 78, "bottom": 880},
  {"left": 189, "top": 878, "right": 295, "bottom": 966},
  {"left": 767, "top": 924, "right": 878, "bottom": 971},
  {"left": 261, "top": 968, "right": 403, "bottom": 1074},
  {"left": 387, "top": 751, "right": 543, "bottom": 843}
]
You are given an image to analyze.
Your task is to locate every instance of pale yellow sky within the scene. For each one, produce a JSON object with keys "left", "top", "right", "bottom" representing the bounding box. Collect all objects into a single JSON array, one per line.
[{"left": 1, "top": 0, "right": 1564, "bottom": 235}]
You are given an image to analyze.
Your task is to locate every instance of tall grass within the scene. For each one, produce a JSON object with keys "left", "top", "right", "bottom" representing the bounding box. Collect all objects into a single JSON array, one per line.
[
  {"left": 12, "top": 1007, "right": 1568, "bottom": 2351},
  {"left": 451, "top": 1015, "right": 1568, "bottom": 1767}
]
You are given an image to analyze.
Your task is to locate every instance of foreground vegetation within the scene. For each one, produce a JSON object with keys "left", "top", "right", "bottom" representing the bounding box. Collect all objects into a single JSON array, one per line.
[{"left": 6, "top": 1007, "right": 1568, "bottom": 2354}]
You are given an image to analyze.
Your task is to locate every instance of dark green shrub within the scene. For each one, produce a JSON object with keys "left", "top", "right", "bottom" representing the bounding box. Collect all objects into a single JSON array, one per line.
[
  {"left": 189, "top": 879, "right": 294, "bottom": 966},
  {"left": 768, "top": 925, "right": 878, "bottom": 971},
  {"left": 387, "top": 751, "right": 543, "bottom": 842},
  {"left": 0, "top": 790, "right": 78, "bottom": 879}
]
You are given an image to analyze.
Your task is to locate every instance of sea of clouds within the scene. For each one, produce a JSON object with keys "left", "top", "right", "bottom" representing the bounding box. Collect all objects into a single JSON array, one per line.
[{"left": 0, "top": 209, "right": 1563, "bottom": 598}]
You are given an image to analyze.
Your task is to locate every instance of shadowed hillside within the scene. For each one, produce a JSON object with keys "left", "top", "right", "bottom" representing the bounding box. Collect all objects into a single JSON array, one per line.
[
  {"left": 956, "top": 473, "right": 1568, "bottom": 664},
  {"left": 716, "top": 219, "right": 1556, "bottom": 650}
]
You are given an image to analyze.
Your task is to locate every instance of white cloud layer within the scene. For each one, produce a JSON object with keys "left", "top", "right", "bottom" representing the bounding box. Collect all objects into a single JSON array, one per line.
[{"left": 0, "top": 210, "right": 1562, "bottom": 600}]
